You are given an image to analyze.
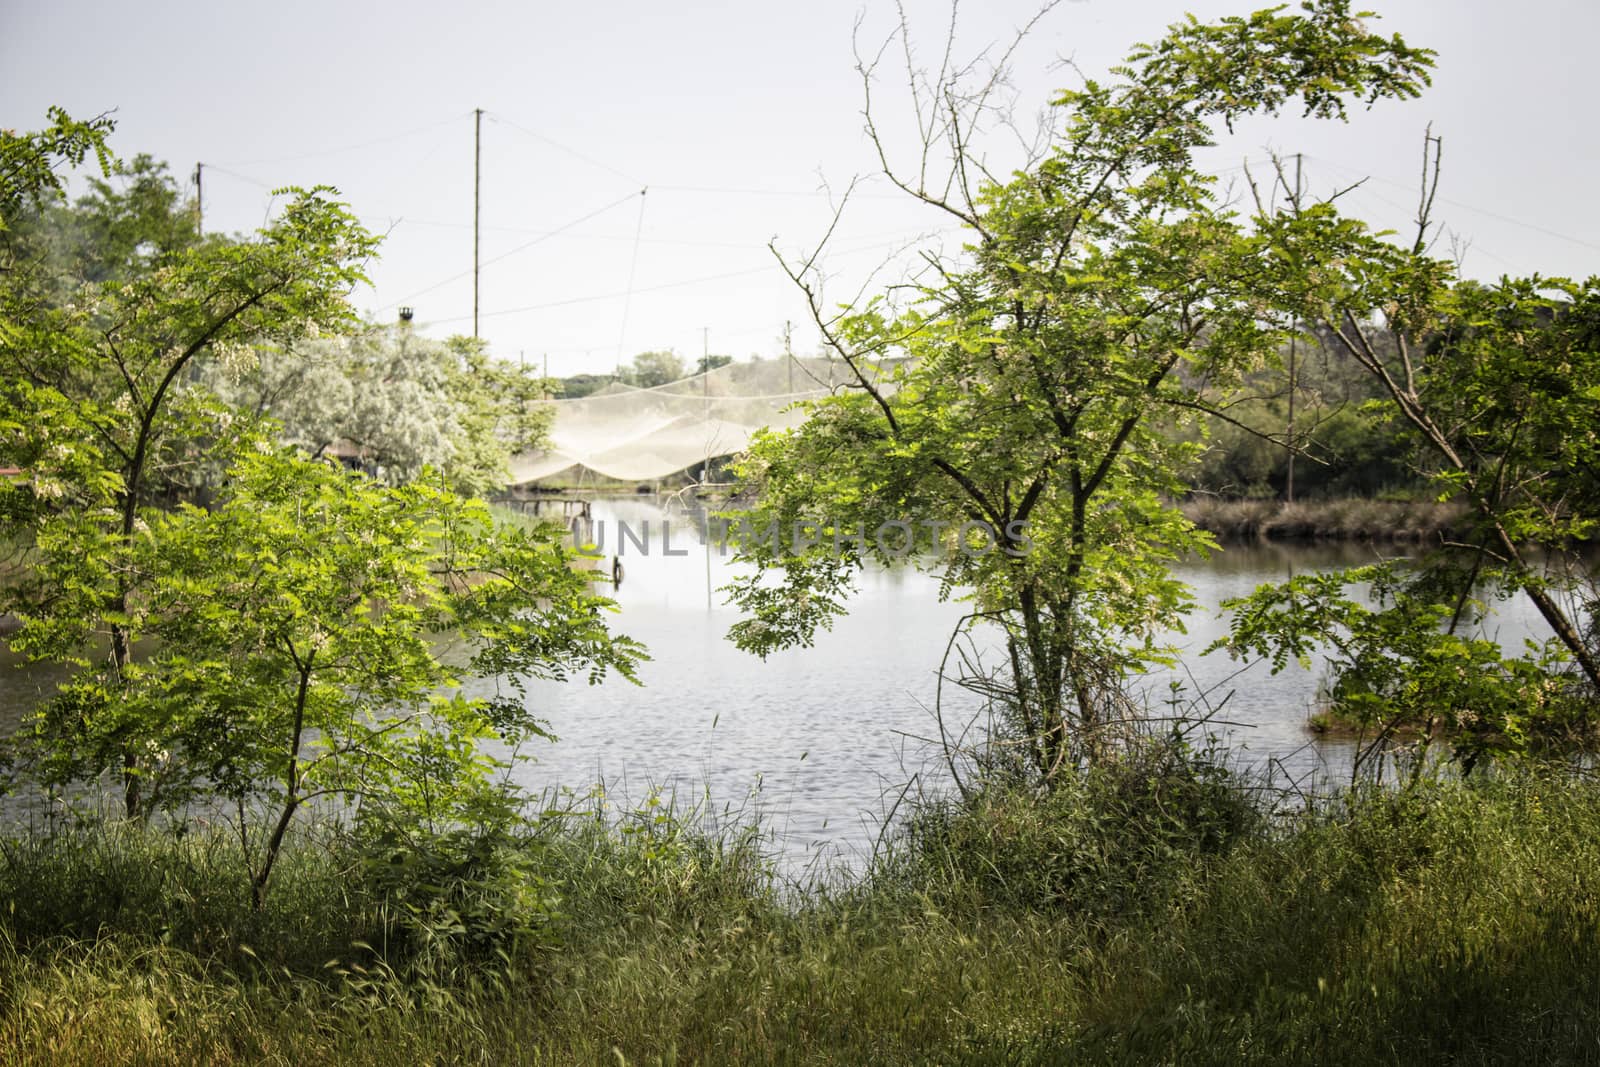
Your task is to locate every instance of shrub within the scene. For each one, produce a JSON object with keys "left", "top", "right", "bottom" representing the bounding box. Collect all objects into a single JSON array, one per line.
[{"left": 884, "top": 734, "right": 1261, "bottom": 916}]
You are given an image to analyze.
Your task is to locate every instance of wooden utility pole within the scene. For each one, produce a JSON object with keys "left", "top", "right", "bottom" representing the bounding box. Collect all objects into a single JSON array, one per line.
[
  {"left": 702, "top": 325, "right": 713, "bottom": 609},
  {"left": 784, "top": 320, "right": 794, "bottom": 394},
  {"left": 192, "top": 163, "right": 203, "bottom": 234},
  {"left": 473, "top": 108, "right": 483, "bottom": 340},
  {"left": 1285, "top": 152, "right": 1303, "bottom": 504}
]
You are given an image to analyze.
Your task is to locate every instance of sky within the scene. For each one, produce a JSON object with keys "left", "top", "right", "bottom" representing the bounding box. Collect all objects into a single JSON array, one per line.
[{"left": 5, "top": 0, "right": 1598, "bottom": 378}]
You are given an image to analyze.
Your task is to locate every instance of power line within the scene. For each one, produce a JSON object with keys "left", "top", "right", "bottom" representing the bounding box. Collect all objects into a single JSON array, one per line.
[
  {"left": 425, "top": 263, "right": 781, "bottom": 325},
  {"left": 615, "top": 189, "right": 649, "bottom": 368},
  {"left": 422, "top": 223, "right": 979, "bottom": 327},
  {"left": 652, "top": 183, "right": 908, "bottom": 200},
  {"left": 649, "top": 160, "right": 1277, "bottom": 201},
  {"left": 367, "top": 216, "right": 766, "bottom": 249},
  {"left": 1304, "top": 154, "right": 1600, "bottom": 255},
  {"left": 425, "top": 223, "right": 971, "bottom": 326},
  {"left": 199, "top": 163, "right": 276, "bottom": 190},
  {"left": 210, "top": 113, "right": 466, "bottom": 169},
  {"left": 375, "top": 189, "right": 645, "bottom": 312},
  {"left": 487, "top": 112, "right": 647, "bottom": 187}
]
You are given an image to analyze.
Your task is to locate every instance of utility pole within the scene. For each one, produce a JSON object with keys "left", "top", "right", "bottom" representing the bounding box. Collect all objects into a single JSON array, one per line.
[
  {"left": 784, "top": 320, "right": 794, "bottom": 394},
  {"left": 191, "top": 163, "right": 203, "bottom": 235},
  {"left": 702, "top": 325, "right": 713, "bottom": 609},
  {"left": 473, "top": 108, "right": 483, "bottom": 341},
  {"left": 1285, "top": 152, "right": 1303, "bottom": 505}
]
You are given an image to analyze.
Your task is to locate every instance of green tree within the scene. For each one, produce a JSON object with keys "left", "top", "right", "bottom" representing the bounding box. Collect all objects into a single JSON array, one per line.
[
  {"left": 725, "top": 2, "right": 1432, "bottom": 780},
  {"left": 13, "top": 448, "right": 642, "bottom": 907},
  {"left": 10, "top": 153, "right": 200, "bottom": 296},
  {"left": 1, "top": 115, "right": 645, "bottom": 898},
  {"left": 1, "top": 113, "right": 380, "bottom": 816},
  {"left": 556, "top": 371, "right": 618, "bottom": 399},
  {"left": 1211, "top": 127, "right": 1600, "bottom": 762},
  {"left": 1225, "top": 126, "right": 1600, "bottom": 697},
  {"left": 1222, "top": 292, "right": 1600, "bottom": 747},
  {"left": 1221, "top": 560, "right": 1586, "bottom": 771},
  {"left": 0, "top": 108, "right": 115, "bottom": 345},
  {"left": 0, "top": 108, "right": 114, "bottom": 237},
  {"left": 623, "top": 349, "right": 685, "bottom": 387},
  {"left": 209, "top": 324, "right": 553, "bottom": 497}
]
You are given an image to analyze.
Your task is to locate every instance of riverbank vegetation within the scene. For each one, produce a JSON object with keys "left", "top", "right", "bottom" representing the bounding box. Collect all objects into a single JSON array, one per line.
[
  {"left": 1180, "top": 495, "right": 1467, "bottom": 543},
  {"left": 4, "top": 0, "right": 1599, "bottom": 1061},
  {"left": 2, "top": 750, "right": 1598, "bottom": 1064}
]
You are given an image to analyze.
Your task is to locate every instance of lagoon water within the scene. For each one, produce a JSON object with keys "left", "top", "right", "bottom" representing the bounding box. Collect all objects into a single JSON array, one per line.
[
  {"left": 466, "top": 498, "right": 1553, "bottom": 871},
  {"left": 2, "top": 497, "right": 1557, "bottom": 870}
]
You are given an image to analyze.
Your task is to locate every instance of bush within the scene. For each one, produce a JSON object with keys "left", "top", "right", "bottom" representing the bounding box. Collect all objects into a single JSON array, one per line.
[
  {"left": 0, "top": 817, "right": 381, "bottom": 974},
  {"left": 884, "top": 734, "right": 1261, "bottom": 916}
]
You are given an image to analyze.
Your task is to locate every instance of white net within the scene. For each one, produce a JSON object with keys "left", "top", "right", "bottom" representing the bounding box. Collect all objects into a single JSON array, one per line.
[{"left": 509, "top": 356, "right": 866, "bottom": 487}]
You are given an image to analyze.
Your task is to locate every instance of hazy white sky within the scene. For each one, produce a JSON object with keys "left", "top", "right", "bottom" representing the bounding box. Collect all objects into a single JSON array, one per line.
[{"left": 5, "top": 0, "right": 1597, "bottom": 376}]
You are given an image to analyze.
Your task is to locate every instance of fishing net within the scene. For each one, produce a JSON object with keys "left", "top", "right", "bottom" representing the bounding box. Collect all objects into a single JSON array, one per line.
[{"left": 509, "top": 356, "right": 879, "bottom": 487}]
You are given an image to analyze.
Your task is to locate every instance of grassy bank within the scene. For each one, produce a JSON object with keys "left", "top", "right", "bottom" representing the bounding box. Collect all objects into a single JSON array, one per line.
[
  {"left": 3, "top": 757, "right": 1599, "bottom": 1064},
  {"left": 1182, "top": 496, "right": 1468, "bottom": 543}
]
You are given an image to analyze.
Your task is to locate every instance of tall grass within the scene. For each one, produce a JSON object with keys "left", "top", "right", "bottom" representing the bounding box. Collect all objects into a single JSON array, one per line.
[{"left": 3, "top": 758, "right": 1599, "bottom": 1064}]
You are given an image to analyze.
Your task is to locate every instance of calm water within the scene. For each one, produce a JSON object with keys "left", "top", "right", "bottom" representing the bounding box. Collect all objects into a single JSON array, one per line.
[
  {"left": 467, "top": 499, "right": 1553, "bottom": 869},
  {"left": 2, "top": 497, "right": 1556, "bottom": 869}
]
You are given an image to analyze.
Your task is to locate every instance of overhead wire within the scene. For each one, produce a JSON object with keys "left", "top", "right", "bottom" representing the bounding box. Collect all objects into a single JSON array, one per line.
[
  {"left": 486, "top": 112, "right": 647, "bottom": 188},
  {"left": 199, "top": 164, "right": 276, "bottom": 190},
  {"left": 614, "top": 190, "right": 649, "bottom": 368},
  {"left": 371, "top": 215, "right": 772, "bottom": 250},
  {"left": 1303, "top": 154, "right": 1600, "bottom": 255},
  {"left": 211, "top": 113, "right": 467, "bottom": 169},
  {"left": 432, "top": 223, "right": 974, "bottom": 327},
  {"left": 1311, "top": 177, "right": 1524, "bottom": 270},
  {"left": 425, "top": 263, "right": 779, "bottom": 326},
  {"left": 374, "top": 189, "right": 645, "bottom": 312}
]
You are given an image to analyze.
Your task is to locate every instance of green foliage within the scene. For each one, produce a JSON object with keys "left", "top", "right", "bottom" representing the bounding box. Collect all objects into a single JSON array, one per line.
[
  {"left": 0, "top": 166, "right": 384, "bottom": 814},
  {"left": 621, "top": 349, "right": 686, "bottom": 387},
  {"left": 0, "top": 820, "right": 378, "bottom": 972},
  {"left": 728, "top": 2, "right": 1434, "bottom": 778},
  {"left": 0, "top": 174, "right": 379, "bottom": 517},
  {"left": 11, "top": 153, "right": 202, "bottom": 296},
  {"left": 9, "top": 448, "right": 642, "bottom": 904},
  {"left": 0, "top": 113, "right": 643, "bottom": 916},
  {"left": 885, "top": 732, "right": 1260, "bottom": 918},
  {"left": 1219, "top": 561, "right": 1592, "bottom": 768},
  {"left": 695, "top": 353, "right": 733, "bottom": 374},
  {"left": 0, "top": 108, "right": 116, "bottom": 355},
  {"left": 1183, "top": 334, "right": 1424, "bottom": 500},
  {"left": 209, "top": 325, "right": 554, "bottom": 497},
  {"left": 355, "top": 779, "right": 558, "bottom": 967},
  {"left": 554, "top": 370, "right": 617, "bottom": 399},
  {"left": 1246, "top": 189, "right": 1600, "bottom": 712},
  {"left": 0, "top": 107, "right": 114, "bottom": 230},
  {"left": 6, "top": 771, "right": 1598, "bottom": 1064}
]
